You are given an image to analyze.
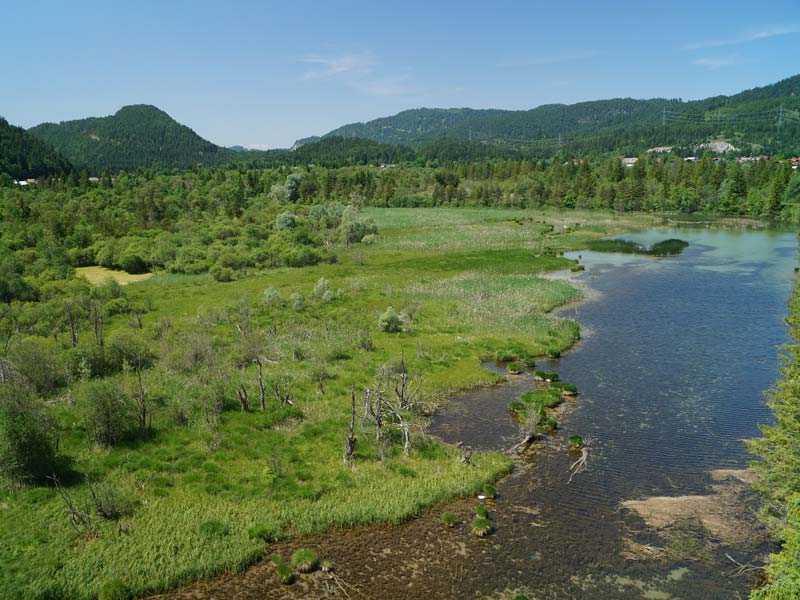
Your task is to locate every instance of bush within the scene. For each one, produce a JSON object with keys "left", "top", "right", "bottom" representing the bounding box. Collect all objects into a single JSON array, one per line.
[
  {"left": 80, "top": 379, "right": 134, "bottom": 447},
  {"left": 275, "top": 212, "right": 297, "bottom": 231},
  {"left": 0, "top": 385, "right": 58, "bottom": 486},
  {"left": 8, "top": 336, "right": 65, "bottom": 396},
  {"left": 248, "top": 523, "right": 282, "bottom": 542},
  {"left": 378, "top": 306, "right": 404, "bottom": 333},
  {"left": 441, "top": 512, "right": 457, "bottom": 528},
  {"left": 475, "top": 505, "right": 489, "bottom": 519},
  {"left": 507, "top": 361, "right": 524, "bottom": 374},
  {"left": 291, "top": 548, "right": 319, "bottom": 573},
  {"left": 290, "top": 292, "right": 304, "bottom": 312},
  {"left": 482, "top": 484, "right": 497, "bottom": 499},
  {"left": 209, "top": 264, "right": 234, "bottom": 282},
  {"left": 262, "top": 287, "right": 281, "bottom": 305},
  {"left": 311, "top": 277, "right": 331, "bottom": 301},
  {"left": 568, "top": 435, "right": 585, "bottom": 449}
]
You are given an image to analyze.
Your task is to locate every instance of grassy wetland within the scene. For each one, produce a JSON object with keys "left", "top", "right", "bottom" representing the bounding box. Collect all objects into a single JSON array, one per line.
[{"left": 0, "top": 207, "right": 664, "bottom": 599}]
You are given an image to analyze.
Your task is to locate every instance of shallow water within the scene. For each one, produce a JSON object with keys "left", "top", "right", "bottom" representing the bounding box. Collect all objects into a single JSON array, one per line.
[
  {"left": 430, "top": 226, "right": 797, "bottom": 598},
  {"left": 160, "top": 227, "right": 797, "bottom": 600}
]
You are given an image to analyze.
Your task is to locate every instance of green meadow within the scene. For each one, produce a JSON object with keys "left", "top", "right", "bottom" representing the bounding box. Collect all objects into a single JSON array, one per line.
[{"left": 0, "top": 208, "right": 660, "bottom": 599}]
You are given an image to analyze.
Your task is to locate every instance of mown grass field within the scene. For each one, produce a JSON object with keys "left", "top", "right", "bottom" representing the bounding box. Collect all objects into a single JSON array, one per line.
[{"left": 0, "top": 208, "right": 661, "bottom": 599}]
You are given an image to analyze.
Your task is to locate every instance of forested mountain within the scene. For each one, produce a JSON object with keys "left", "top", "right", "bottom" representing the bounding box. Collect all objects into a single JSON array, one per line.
[
  {"left": 28, "top": 105, "right": 233, "bottom": 171},
  {"left": 319, "top": 75, "right": 800, "bottom": 157},
  {"left": 0, "top": 118, "right": 73, "bottom": 180}
]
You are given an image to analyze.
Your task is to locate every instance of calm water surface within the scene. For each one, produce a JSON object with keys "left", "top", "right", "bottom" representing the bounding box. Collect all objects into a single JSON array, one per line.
[{"left": 430, "top": 226, "right": 797, "bottom": 598}]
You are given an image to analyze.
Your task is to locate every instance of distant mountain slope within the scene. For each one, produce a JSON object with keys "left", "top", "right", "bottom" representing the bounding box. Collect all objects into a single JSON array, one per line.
[
  {"left": 319, "top": 75, "right": 800, "bottom": 156},
  {"left": 28, "top": 105, "right": 232, "bottom": 171},
  {"left": 0, "top": 117, "right": 73, "bottom": 180}
]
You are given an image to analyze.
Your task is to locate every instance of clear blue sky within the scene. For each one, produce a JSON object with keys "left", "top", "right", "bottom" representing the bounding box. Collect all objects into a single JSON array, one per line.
[{"left": 2, "top": 0, "right": 799, "bottom": 148}]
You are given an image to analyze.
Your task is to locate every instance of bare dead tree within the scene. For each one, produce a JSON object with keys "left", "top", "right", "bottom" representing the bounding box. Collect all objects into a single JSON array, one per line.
[
  {"left": 51, "top": 474, "right": 93, "bottom": 535},
  {"left": 507, "top": 405, "right": 541, "bottom": 455},
  {"left": 270, "top": 375, "right": 295, "bottom": 408},
  {"left": 361, "top": 387, "right": 385, "bottom": 461},
  {"left": 344, "top": 385, "right": 358, "bottom": 465},
  {"left": 64, "top": 298, "right": 81, "bottom": 348}
]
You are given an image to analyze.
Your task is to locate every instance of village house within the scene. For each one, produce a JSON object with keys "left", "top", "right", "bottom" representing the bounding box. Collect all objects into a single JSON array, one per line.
[{"left": 620, "top": 157, "right": 638, "bottom": 167}]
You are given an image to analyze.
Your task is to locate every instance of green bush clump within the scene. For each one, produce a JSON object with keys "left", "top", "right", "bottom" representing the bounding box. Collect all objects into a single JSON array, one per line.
[
  {"left": 378, "top": 306, "right": 404, "bottom": 333},
  {"left": 0, "top": 386, "right": 59, "bottom": 486},
  {"left": 508, "top": 400, "right": 526, "bottom": 412},
  {"left": 291, "top": 548, "right": 319, "bottom": 573},
  {"left": 441, "top": 512, "right": 457, "bottom": 528},
  {"left": 570, "top": 265, "right": 585, "bottom": 272},
  {"left": 520, "top": 389, "right": 563, "bottom": 409},
  {"left": 539, "top": 415, "right": 558, "bottom": 433},
  {"left": 546, "top": 347, "right": 561, "bottom": 358},
  {"left": 196, "top": 520, "right": 229, "bottom": 538},
  {"left": 494, "top": 349, "right": 515, "bottom": 362},
  {"left": 275, "top": 561, "right": 294, "bottom": 584},
  {"left": 534, "top": 370, "right": 559, "bottom": 382},
  {"left": 551, "top": 382, "right": 578, "bottom": 395},
  {"left": 519, "top": 353, "right": 536, "bottom": 368},
  {"left": 471, "top": 517, "right": 493, "bottom": 537},
  {"left": 482, "top": 484, "right": 497, "bottom": 499},
  {"left": 506, "top": 361, "right": 524, "bottom": 374},
  {"left": 475, "top": 505, "right": 489, "bottom": 519},
  {"left": 568, "top": 435, "right": 585, "bottom": 449}
]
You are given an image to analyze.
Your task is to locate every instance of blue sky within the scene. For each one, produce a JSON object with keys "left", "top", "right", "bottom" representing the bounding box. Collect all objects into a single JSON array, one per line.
[{"left": 2, "top": 0, "right": 799, "bottom": 148}]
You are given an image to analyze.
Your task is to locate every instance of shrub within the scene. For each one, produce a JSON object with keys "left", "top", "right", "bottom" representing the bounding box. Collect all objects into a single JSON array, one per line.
[
  {"left": 8, "top": 336, "right": 65, "bottom": 396},
  {"left": 471, "top": 517, "right": 493, "bottom": 537},
  {"left": 262, "top": 287, "right": 281, "bottom": 305},
  {"left": 275, "top": 212, "right": 297, "bottom": 231},
  {"left": 534, "top": 370, "right": 558, "bottom": 382},
  {"left": 0, "top": 385, "right": 58, "bottom": 486},
  {"left": 482, "top": 484, "right": 497, "bottom": 499},
  {"left": 291, "top": 548, "right": 319, "bottom": 573},
  {"left": 209, "top": 264, "right": 234, "bottom": 282},
  {"left": 508, "top": 401, "right": 526, "bottom": 412},
  {"left": 80, "top": 379, "right": 135, "bottom": 447},
  {"left": 475, "top": 505, "right": 489, "bottom": 519},
  {"left": 105, "top": 297, "right": 131, "bottom": 315},
  {"left": 441, "top": 512, "right": 457, "bottom": 528},
  {"left": 378, "top": 306, "right": 404, "bottom": 333},
  {"left": 290, "top": 292, "right": 304, "bottom": 312},
  {"left": 311, "top": 277, "right": 331, "bottom": 301}
]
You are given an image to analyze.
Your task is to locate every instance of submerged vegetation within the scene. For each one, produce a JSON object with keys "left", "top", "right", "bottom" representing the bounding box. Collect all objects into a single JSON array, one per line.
[{"left": 586, "top": 238, "right": 689, "bottom": 256}]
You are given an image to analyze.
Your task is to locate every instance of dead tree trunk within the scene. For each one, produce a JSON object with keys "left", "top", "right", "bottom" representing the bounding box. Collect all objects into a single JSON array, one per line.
[
  {"left": 344, "top": 386, "right": 357, "bottom": 465},
  {"left": 255, "top": 358, "right": 266, "bottom": 411}
]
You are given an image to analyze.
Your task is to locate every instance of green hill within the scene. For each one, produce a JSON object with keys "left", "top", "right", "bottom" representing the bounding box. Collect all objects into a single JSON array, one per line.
[
  {"left": 28, "top": 105, "right": 233, "bottom": 171},
  {"left": 320, "top": 75, "right": 800, "bottom": 156},
  {"left": 0, "top": 117, "right": 73, "bottom": 180}
]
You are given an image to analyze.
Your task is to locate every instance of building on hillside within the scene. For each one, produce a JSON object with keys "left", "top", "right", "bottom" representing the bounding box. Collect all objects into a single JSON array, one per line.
[
  {"left": 88, "top": 176, "right": 100, "bottom": 183},
  {"left": 620, "top": 157, "right": 638, "bottom": 167},
  {"left": 737, "top": 155, "right": 769, "bottom": 163},
  {"left": 647, "top": 146, "right": 673, "bottom": 154},
  {"left": 791, "top": 157, "right": 800, "bottom": 170},
  {"left": 684, "top": 156, "right": 699, "bottom": 163}
]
